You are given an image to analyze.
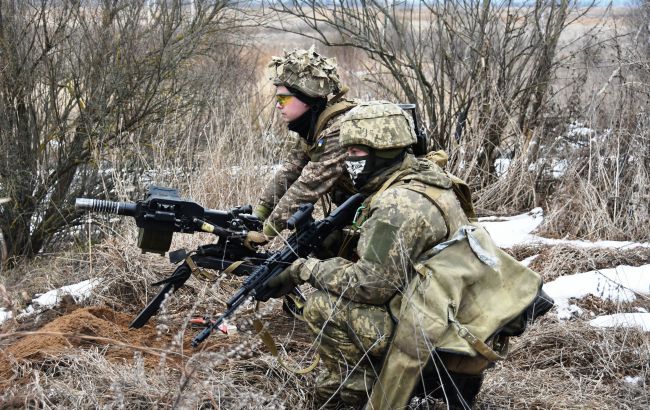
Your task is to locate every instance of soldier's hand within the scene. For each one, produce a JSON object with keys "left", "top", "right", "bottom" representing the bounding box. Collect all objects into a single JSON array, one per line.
[
  {"left": 267, "top": 258, "right": 308, "bottom": 298},
  {"left": 253, "top": 202, "right": 272, "bottom": 221},
  {"left": 262, "top": 219, "right": 283, "bottom": 239},
  {"left": 244, "top": 231, "right": 269, "bottom": 250}
]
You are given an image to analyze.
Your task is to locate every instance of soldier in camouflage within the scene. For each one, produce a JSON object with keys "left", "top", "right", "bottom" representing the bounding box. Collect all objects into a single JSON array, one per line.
[
  {"left": 268, "top": 101, "right": 489, "bottom": 409},
  {"left": 250, "top": 46, "right": 356, "bottom": 241}
]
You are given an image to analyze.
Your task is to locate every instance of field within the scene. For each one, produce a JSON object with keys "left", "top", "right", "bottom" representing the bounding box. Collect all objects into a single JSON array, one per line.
[{"left": 1, "top": 2, "right": 649, "bottom": 409}]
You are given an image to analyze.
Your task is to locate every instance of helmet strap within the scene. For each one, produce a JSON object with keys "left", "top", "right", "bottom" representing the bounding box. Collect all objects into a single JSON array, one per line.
[{"left": 328, "top": 84, "right": 349, "bottom": 104}]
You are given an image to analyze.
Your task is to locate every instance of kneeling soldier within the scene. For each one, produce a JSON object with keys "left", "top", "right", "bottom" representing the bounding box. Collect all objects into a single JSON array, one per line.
[{"left": 268, "top": 101, "right": 543, "bottom": 409}]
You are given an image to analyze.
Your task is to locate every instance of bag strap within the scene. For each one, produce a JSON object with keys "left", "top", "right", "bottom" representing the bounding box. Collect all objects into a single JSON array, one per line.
[
  {"left": 353, "top": 169, "right": 411, "bottom": 226},
  {"left": 448, "top": 306, "right": 505, "bottom": 362},
  {"left": 399, "top": 181, "right": 451, "bottom": 240},
  {"left": 313, "top": 100, "right": 356, "bottom": 139}
]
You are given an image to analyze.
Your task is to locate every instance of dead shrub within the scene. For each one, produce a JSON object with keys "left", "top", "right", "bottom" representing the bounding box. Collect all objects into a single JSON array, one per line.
[{"left": 479, "top": 319, "right": 650, "bottom": 409}]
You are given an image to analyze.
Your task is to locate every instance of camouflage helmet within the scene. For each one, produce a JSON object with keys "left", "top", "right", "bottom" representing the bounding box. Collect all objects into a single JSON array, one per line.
[
  {"left": 340, "top": 101, "right": 417, "bottom": 150},
  {"left": 268, "top": 46, "right": 343, "bottom": 98}
]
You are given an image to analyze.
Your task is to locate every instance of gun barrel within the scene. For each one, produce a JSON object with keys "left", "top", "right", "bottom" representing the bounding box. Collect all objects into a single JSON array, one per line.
[{"left": 75, "top": 198, "right": 137, "bottom": 216}]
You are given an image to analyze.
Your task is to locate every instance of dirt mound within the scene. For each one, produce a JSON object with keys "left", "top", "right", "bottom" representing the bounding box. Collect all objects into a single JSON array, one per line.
[{"left": 0, "top": 306, "right": 193, "bottom": 387}]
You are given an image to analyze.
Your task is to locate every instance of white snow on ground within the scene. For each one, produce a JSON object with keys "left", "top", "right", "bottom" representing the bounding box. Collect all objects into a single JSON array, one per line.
[
  {"left": 542, "top": 265, "right": 650, "bottom": 321},
  {"left": 481, "top": 209, "right": 650, "bottom": 332},
  {"left": 29, "top": 278, "right": 101, "bottom": 310},
  {"left": 494, "top": 158, "right": 511, "bottom": 178},
  {"left": 1, "top": 278, "right": 102, "bottom": 325},
  {"left": 590, "top": 313, "right": 650, "bottom": 332},
  {"left": 479, "top": 208, "right": 544, "bottom": 248},
  {"left": 480, "top": 208, "right": 650, "bottom": 250},
  {"left": 0, "top": 308, "right": 11, "bottom": 323}
]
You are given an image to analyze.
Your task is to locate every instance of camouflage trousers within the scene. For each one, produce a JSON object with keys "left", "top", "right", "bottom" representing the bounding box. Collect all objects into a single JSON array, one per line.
[{"left": 303, "top": 290, "right": 395, "bottom": 408}]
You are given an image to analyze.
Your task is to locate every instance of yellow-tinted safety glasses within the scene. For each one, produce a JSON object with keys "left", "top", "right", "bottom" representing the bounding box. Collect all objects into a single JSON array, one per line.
[{"left": 275, "top": 94, "right": 294, "bottom": 107}]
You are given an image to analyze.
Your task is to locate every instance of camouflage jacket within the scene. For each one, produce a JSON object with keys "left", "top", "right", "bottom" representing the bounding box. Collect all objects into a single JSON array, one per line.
[
  {"left": 259, "top": 104, "right": 356, "bottom": 230},
  {"left": 299, "top": 154, "right": 469, "bottom": 306}
]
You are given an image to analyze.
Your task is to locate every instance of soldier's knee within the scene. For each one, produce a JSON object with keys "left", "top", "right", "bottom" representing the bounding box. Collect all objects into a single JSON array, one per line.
[
  {"left": 303, "top": 290, "right": 335, "bottom": 329},
  {"left": 347, "top": 305, "right": 394, "bottom": 357}
]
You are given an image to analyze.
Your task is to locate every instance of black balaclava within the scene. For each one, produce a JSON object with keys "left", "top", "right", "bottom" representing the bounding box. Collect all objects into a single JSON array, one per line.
[
  {"left": 345, "top": 146, "right": 407, "bottom": 190},
  {"left": 286, "top": 86, "right": 327, "bottom": 143}
]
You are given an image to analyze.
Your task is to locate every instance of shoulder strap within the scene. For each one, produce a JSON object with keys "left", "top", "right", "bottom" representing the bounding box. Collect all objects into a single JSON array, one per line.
[
  {"left": 313, "top": 100, "right": 356, "bottom": 138},
  {"left": 400, "top": 181, "right": 451, "bottom": 240},
  {"left": 359, "top": 171, "right": 452, "bottom": 239},
  {"left": 354, "top": 169, "right": 409, "bottom": 226}
]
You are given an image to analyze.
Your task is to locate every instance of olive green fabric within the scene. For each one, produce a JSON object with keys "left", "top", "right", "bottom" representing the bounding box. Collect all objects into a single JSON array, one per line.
[
  {"left": 424, "top": 150, "right": 476, "bottom": 220},
  {"left": 253, "top": 202, "right": 272, "bottom": 221},
  {"left": 398, "top": 223, "right": 541, "bottom": 358},
  {"left": 295, "top": 154, "right": 471, "bottom": 407},
  {"left": 367, "top": 222, "right": 542, "bottom": 409}
]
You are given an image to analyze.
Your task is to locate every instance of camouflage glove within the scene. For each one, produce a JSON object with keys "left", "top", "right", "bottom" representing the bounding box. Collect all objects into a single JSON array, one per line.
[
  {"left": 262, "top": 219, "right": 283, "bottom": 239},
  {"left": 244, "top": 231, "right": 269, "bottom": 250},
  {"left": 267, "top": 258, "right": 309, "bottom": 298},
  {"left": 253, "top": 202, "right": 272, "bottom": 221}
]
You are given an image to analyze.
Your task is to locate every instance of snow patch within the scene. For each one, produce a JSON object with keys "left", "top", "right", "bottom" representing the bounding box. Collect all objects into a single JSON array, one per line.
[
  {"left": 480, "top": 208, "right": 650, "bottom": 250},
  {"left": 520, "top": 254, "right": 539, "bottom": 267},
  {"left": 590, "top": 313, "right": 650, "bottom": 332},
  {"left": 494, "top": 158, "right": 511, "bottom": 178},
  {"left": 623, "top": 375, "right": 643, "bottom": 385},
  {"left": 543, "top": 264, "right": 650, "bottom": 324},
  {"left": 0, "top": 308, "right": 12, "bottom": 325},
  {"left": 479, "top": 208, "right": 544, "bottom": 248},
  {"left": 16, "top": 279, "right": 102, "bottom": 321}
]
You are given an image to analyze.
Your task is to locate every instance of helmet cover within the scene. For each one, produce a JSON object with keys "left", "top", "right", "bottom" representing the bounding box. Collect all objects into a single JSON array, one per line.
[
  {"left": 340, "top": 100, "right": 417, "bottom": 150},
  {"left": 268, "top": 45, "right": 343, "bottom": 98}
]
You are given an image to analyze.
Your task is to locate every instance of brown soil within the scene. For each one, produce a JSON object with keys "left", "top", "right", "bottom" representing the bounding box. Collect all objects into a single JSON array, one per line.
[{"left": 0, "top": 305, "right": 203, "bottom": 389}]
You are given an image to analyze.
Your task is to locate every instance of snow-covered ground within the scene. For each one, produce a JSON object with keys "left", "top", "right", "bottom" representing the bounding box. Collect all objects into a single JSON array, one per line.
[
  {"left": 0, "top": 279, "right": 101, "bottom": 325},
  {"left": 481, "top": 210, "right": 650, "bottom": 332},
  {"left": 2, "top": 209, "right": 649, "bottom": 332}
]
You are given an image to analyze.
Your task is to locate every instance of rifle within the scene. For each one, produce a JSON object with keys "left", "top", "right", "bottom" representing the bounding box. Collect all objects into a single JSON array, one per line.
[
  {"left": 191, "top": 192, "right": 365, "bottom": 347},
  {"left": 76, "top": 186, "right": 266, "bottom": 328}
]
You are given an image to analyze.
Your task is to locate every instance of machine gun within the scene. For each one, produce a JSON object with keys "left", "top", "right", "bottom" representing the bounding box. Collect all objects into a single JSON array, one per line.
[
  {"left": 75, "top": 186, "right": 262, "bottom": 255},
  {"left": 76, "top": 186, "right": 266, "bottom": 328},
  {"left": 192, "top": 193, "right": 365, "bottom": 347}
]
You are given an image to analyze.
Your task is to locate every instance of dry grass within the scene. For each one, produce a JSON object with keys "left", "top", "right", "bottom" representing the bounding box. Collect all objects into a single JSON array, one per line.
[
  {"left": 509, "top": 244, "right": 650, "bottom": 283},
  {"left": 480, "top": 319, "right": 649, "bottom": 409},
  {"left": 3, "top": 6, "right": 650, "bottom": 410}
]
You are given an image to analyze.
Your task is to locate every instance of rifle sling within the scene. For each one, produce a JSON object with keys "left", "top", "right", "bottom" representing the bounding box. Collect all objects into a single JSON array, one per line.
[
  {"left": 222, "top": 260, "right": 245, "bottom": 275},
  {"left": 253, "top": 318, "right": 319, "bottom": 374}
]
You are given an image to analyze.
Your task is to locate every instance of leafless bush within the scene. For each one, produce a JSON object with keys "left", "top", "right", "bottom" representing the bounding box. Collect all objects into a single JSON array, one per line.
[
  {"left": 0, "top": 0, "right": 255, "bottom": 262},
  {"left": 265, "top": 1, "right": 597, "bottom": 187}
]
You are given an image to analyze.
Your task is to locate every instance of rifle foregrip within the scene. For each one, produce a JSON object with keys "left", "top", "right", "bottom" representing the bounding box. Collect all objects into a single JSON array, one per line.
[{"left": 75, "top": 198, "right": 137, "bottom": 216}]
